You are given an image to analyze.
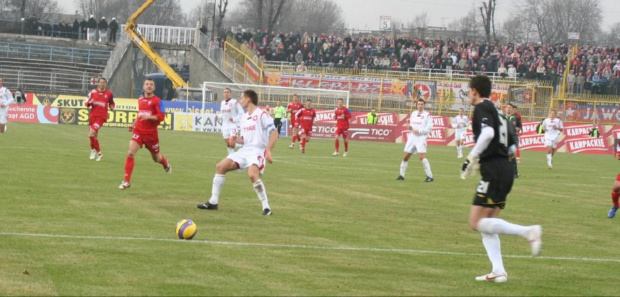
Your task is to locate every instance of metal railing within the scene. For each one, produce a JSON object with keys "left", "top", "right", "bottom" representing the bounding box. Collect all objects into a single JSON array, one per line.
[
  {"left": 0, "top": 66, "right": 96, "bottom": 94},
  {"left": 0, "top": 41, "right": 110, "bottom": 64},
  {"left": 121, "top": 24, "right": 196, "bottom": 45},
  {"left": 193, "top": 32, "right": 223, "bottom": 69}
]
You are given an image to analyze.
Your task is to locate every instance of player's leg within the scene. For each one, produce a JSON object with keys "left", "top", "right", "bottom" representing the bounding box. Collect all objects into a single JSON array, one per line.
[
  {"left": 343, "top": 130, "right": 349, "bottom": 156},
  {"left": 248, "top": 162, "right": 271, "bottom": 215},
  {"left": 198, "top": 157, "right": 239, "bottom": 210},
  {"left": 300, "top": 130, "right": 308, "bottom": 153},
  {"left": 398, "top": 137, "right": 416, "bottom": 180},
  {"left": 120, "top": 139, "right": 142, "bottom": 189},
  {"left": 417, "top": 142, "right": 433, "bottom": 182},
  {"left": 289, "top": 126, "right": 298, "bottom": 148},
  {"left": 0, "top": 112, "right": 7, "bottom": 133},
  {"left": 545, "top": 141, "right": 553, "bottom": 168},
  {"left": 608, "top": 177, "right": 620, "bottom": 218},
  {"left": 333, "top": 131, "right": 340, "bottom": 155}
]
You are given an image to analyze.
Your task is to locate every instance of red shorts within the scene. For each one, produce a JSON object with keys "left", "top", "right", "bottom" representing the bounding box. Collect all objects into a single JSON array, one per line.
[
  {"left": 298, "top": 126, "right": 312, "bottom": 137},
  {"left": 289, "top": 119, "right": 298, "bottom": 128},
  {"left": 89, "top": 116, "right": 106, "bottom": 130},
  {"left": 616, "top": 173, "right": 620, "bottom": 182},
  {"left": 131, "top": 132, "right": 160, "bottom": 154},
  {"left": 335, "top": 128, "right": 348, "bottom": 138}
]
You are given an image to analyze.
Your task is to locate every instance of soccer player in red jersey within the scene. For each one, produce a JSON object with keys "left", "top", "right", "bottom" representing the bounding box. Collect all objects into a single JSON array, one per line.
[
  {"left": 85, "top": 78, "right": 115, "bottom": 161},
  {"left": 119, "top": 78, "right": 171, "bottom": 190},
  {"left": 333, "top": 98, "right": 351, "bottom": 157},
  {"left": 295, "top": 99, "right": 316, "bottom": 154},
  {"left": 287, "top": 94, "right": 304, "bottom": 149},
  {"left": 607, "top": 151, "right": 620, "bottom": 218}
]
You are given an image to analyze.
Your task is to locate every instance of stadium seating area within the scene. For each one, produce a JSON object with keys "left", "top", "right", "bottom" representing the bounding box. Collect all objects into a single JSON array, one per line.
[{"left": 226, "top": 29, "right": 620, "bottom": 95}]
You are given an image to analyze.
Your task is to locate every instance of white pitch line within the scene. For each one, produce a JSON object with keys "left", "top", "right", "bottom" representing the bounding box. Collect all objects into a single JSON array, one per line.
[{"left": 2, "top": 231, "right": 619, "bottom": 263}]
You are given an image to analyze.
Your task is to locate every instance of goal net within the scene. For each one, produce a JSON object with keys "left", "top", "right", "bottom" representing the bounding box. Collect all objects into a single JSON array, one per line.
[{"left": 200, "top": 82, "right": 351, "bottom": 112}]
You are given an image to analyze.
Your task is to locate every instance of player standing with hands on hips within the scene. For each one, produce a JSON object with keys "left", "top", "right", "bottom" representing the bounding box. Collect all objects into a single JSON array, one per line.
[
  {"left": 0, "top": 76, "right": 15, "bottom": 133},
  {"left": 197, "top": 90, "right": 278, "bottom": 216},
  {"left": 85, "top": 78, "right": 115, "bottom": 161},
  {"left": 396, "top": 99, "right": 434, "bottom": 182},
  {"left": 461, "top": 75, "right": 542, "bottom": 283},
  {"left": 119, "top": 78, "right": 171, "bottom": 190},
  {"left": 216, "top": 88, "right": 244, "bottom": 155}
]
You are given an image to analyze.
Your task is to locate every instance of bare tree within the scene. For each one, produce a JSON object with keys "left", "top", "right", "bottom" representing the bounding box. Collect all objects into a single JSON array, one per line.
[
  {"left": 228, "top": 0, "right": 287, "bottom": 32},
  {"left": 459, "top": 8, "right": 481, "bottom": 41},
  {"left": 479, "top": 0, "right": 496, "bottom": 43},
  {"left": 519, "top": 0, "right": 602, "bottom": 44},
  {"left": 0, "top": 0, "right": 61, "bottom": 19},
  {"left": 277, "top": 0, "right": 345, "bottom": 34},
  {"left": 215, "top": 0, "right": 228, "bottom": 35}
]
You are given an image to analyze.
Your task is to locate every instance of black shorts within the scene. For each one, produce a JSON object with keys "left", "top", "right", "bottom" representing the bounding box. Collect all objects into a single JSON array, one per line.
[
  {"left": 472, "top": 157, "right": 514, "bottom": 209},
  {"left": 274, "top": 118, "right": 282, "bottom": 126}
]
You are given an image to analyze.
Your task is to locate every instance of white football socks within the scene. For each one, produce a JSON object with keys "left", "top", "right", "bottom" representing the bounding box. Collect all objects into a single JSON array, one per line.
[
  {"left": 477, "top": 218, "right": 530, "bottom": 238},
  {"left": 481, "top": 232, "right": 506, "bottom": 274},
  {"left": 208, "top": 174, "right": 226, "bottom": 205},
  {"left": 399, "top": 161, "right": 408, "bottom": 177},
  {"left": 253, "top": 179, "right": 270, "bottom": 210},
  {"left": 422, "top": 158, "right": 433, "bottom": 178}
]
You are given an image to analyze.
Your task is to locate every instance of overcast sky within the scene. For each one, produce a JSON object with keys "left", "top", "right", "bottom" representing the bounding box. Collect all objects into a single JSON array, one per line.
[{"left": 59, "top": 0, "right": 620, "bottom": 30}]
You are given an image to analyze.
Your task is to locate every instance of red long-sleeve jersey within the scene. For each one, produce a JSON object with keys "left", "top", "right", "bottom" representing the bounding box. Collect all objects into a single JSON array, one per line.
[
  {"left": 134, "top": 95, "right": 165, "bottom": 133},
  {"left": 85, "top": 89, "right": 115, "bottom": 118}
]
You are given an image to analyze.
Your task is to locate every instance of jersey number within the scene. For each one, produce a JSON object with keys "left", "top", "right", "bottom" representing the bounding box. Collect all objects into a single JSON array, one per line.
[
  {"left": 498, "top": 116, "right": 508, "bottom": 146},
  {"left": 476, "top": 181, "right": 490, "bottom": 194}
]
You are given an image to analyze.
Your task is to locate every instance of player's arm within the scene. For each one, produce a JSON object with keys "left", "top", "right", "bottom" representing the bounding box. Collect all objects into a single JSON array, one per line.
[
  {"left": 345, "top": 108, "right": 352, "bottom": 120},
  {"left": 5, "top": 89, "right": 14, "bottom": 105},
  {"left": 557, "top": 120, "right": 564, "bottom": 132},
  {"left": 85, "top": 91, "right": 93, "bottom": 107},
  {"left": 451, "top": 117, "right": 458, "bottom": 129},
  {"left": 262, "top": 113, "right": 278, "bottom": 163},
  {"left": 108, "top": 94, "right": 115, "bottom": 111},
  {"left": 507, "top": 118, "right": 518, "bottom": 157},
  {"left": 234, "top": 101, "right": 244, "bottom": 124}
]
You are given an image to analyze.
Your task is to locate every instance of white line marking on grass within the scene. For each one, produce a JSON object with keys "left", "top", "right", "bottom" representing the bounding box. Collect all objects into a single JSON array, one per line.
[{"left": 2, "top": 231, "right": 619, "bottom": 263}]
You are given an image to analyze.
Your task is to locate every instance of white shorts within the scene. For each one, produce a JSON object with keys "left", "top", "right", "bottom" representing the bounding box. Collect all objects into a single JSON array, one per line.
[
  {"left": 221, "top": 125, "right": 238, "bottom": 139},
  {"left": 544, "top": 138, "right": 558, "bottom": 148},
  {"left": 455, "top": 129, "right": 467, "bottom": 141},
  {"left": 0, "top": 111, "right": 6, "bottom": 124},
  {"left": 404, "top": 135, "right": 427, "bottom": 154},
  {"left": 227, "top": 148, "right": 266, "bottom": 175}
]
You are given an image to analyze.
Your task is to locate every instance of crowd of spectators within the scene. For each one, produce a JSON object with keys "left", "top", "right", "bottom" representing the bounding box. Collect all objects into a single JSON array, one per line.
[
  {"left": 17, "top": 14, "right": 119, "bottom": 42},
  {"left": 221, "top": 28, "right": 620, "bottom": 95}
]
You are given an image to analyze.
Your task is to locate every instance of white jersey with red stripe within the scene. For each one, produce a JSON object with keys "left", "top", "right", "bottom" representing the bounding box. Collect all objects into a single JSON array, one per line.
[{"left": 220, "top": 98, "right": 244, "bottom": 128}]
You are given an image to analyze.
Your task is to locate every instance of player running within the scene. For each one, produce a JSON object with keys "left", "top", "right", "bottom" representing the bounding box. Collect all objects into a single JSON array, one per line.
[
  {"left": 215, "top": 88, "right": 244, "bottom": 155},
  {"left": 85, "top": 77, "right": 115, "bottom": 161},
  {"left": 607, "top": 149, "right": 620, "bottom": 218},
  {"left": 197, "top": 89, "right": 278, "bottom": 215},
  {"left": 295, "top": 99, "right": 316, "bottom": 154},
  {"left": 119, "top": 78, "right": 171, "bottom": 190},
  {"left": 333, "top": 98, "right": 351, "bottom": 157},
  {"left": 287, "top": 94, "right": 304, "bottom": 149},
  {"left": 451, "top": 107, "right": 470, "bottom": 158},
  {"left": 542, "top": 110, "right": 563, "bottom": 169}
]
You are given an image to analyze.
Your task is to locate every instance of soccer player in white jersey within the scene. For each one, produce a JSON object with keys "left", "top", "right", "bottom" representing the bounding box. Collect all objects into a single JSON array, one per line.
[
  {"left": 452, "top": 107, "right": 471, "bottom": 158},
  {"left": 197, "top": 89, "right": 278, "bottom": 216},
  {"left": 397, "top": 98, "right": 434, "bottom": 182},
  {"left": 215, "top": 88, "right": 245, "bottom": 155},
  {"left": 542, "top": 110, "right": 563, "bottom": 168},
  {"left": 0, "top": 76, "right": 15, "bottom": 133}
]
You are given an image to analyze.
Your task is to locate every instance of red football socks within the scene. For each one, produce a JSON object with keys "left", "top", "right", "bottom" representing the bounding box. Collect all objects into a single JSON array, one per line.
[
  {"left": 335, "top": 139, "right": 339, "bottom": 152},
  {"left": 612, "top": 191, "right": 620, "bottom": 207},
  {"left": 124, "top": 156, "right": 135, "bottom": 182}
]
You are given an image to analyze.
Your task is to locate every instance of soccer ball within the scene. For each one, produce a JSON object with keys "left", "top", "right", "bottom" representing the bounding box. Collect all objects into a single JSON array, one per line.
[{"left": 175, "top": 219, "right": 197, "bottom": 240}]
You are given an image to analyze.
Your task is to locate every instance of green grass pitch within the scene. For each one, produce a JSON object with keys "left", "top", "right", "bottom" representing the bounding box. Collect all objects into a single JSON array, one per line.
[{"left": 1, "top": 122, "right": 618, "bottom": 296}]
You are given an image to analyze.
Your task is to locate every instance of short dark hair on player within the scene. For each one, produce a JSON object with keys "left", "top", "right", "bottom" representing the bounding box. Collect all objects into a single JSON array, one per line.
[
  {"left": 337, "top": 98, "right": 344, "bottom": 102},
  {"left": 243, "top": 89, "right": 258, "bottom": 105},
  {"left": 507, "top": 102, "right": 517, "bottom": 108},
  {"left": 306, "top": 99, "right": 312, "bottom": 102},
  {"left": 224, "top": 88, "right": 231, "bottom": 92},
  {"left": 144, "top": 77, "right": 155, "bottom": 85},
  {"left": 98, "top": 77, "right": 107, "bottom": 83},
  {"left": 417, "top": 98, "right": 425, "bottom": 104},
  {"left": 469, "top": 75, "right": 491, "bottom": 98}
]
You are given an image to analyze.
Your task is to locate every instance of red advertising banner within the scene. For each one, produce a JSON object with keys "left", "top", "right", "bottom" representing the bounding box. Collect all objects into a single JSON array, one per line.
[
  {"left": 311, "top": 122, "right": 396, "bottom": 142},
  {"left": 7, "top": 104, "right": 59, "bottom": 124},
  {"left": 263, "top": 71, "right": 409, "bottom": 95}
]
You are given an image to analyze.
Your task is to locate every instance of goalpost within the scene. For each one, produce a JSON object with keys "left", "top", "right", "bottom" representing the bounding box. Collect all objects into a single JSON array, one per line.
[
  {"left": 199, "top": 82, "right": 351, "bottom": 113},
  {"left": 188, "top": 81, "right": 351, "bottom": 134}
]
